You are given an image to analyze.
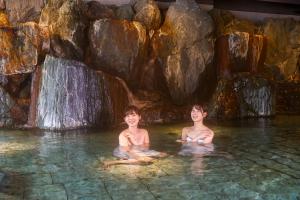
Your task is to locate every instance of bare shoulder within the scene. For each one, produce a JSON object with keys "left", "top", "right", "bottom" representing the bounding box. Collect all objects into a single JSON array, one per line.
[
  {"left": 182, "top": 126, "right": 192, "bottom": 133},
  {"left": 139, "top": 128, "right": 149, "bottom": 135},
  {"left": 205, "top": 126, "right": 214, "bottom": 135},
  {"left": 119, "top": 129, "right": 128, "bottom": 137}
]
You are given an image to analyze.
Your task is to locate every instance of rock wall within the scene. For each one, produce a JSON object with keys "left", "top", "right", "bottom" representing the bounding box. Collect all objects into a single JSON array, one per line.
[
  {"left": 0, "top": 0, "right": 299, "bottom": 129},
  {"left": 151, "top": 0, "right": 215, "bottom": 104}
]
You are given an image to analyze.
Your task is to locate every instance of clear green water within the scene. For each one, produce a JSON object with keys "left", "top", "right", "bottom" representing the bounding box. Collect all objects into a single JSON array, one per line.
[{"left": 0, "top": 116, "right": 300, "bottom": 200}]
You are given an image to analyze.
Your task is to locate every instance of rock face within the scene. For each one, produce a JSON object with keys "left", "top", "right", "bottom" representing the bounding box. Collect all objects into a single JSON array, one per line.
[
  {"left": 210, "top": 74, "right": 275, "bottom": 119},
  {"left": 115, "top": 4, "right": 134, "bottom": 20},
  {"left": 132, "top": 0, "right": 161, "bottom": 31},
  {"left": 152, "top": 0, "right": 215, "bottom": 104},
  {"left": 0, "top": 86, "right": 27, "bottom": 127},
  {"left": 81, "top": 1, "right": 116, "bottom": 21},
  {"left": 215, "top": 32, "right": 267, "bottom": 78},
  {"left": 39, "top": 0, "right": 87, "bottom": 61},
  {"left": 209, "top": 9, "right": 257, "bottom": 37},
  {"left": 263, "top": 18, "right": 300, "bottom": 80},
  {"left": 29, "top": 55, "right": 129, "bottom": 130},
  {"left": 4, "top": 0, "right": 45, "bottom": 25},
  {"left": 0, "top": 86, "right": 14, "bottom": 126},
  {"left": 88, "top": 19, "right": 148, "bottom": 89},
  {"left": 0, "top": 20, "right": 45, "bottom": 75}
]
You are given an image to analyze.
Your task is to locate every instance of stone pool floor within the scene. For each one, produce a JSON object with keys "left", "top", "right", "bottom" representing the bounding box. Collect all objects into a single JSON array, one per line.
[{"left": 0, "top": 116, "right": 300, "bottom": 200}]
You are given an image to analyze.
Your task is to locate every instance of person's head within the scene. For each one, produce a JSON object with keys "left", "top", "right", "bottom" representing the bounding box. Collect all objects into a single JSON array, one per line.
[
  {"left": 123, "top": 105, "right": 141, "bottom": 127},
  {"left": 190, "top": 104, "right": 208, "bottom": 122}
]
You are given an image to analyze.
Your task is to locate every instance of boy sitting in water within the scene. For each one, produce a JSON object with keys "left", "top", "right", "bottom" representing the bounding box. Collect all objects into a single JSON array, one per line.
[{"left": 103, "top": 105, "right": 166, "bottom": 167}]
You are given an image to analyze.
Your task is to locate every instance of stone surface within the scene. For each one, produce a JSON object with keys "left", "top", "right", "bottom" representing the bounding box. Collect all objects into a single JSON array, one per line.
[
  {"left": 151, "top": 0, "right": 215, "bottom": 104},
  {"left": 0, "top": 21, "right": 45, "bottom": 75},
  {"left": 209, "top": 74, "right": 275, "bottom": 119},
  {"left": 87, "top": 18, "right": 148, "bottom": 89},
  {"left": 132, "top": 0, "right": 161, "bottom": 30},
  {"left": 276, "top": 82, "right": 300, "bottom": 115},
  {"left": 115, "top": 4, "right": 134, "bottom": 20},
  {"left": 39, "top": 0, "right": 87, "bottom": 61},
  {"left": 263, "top": 18, "right": 300, "bottom": 80},
  {"left": 209, "top": 9, "right": 258, "bottom": 37},
  {"left": 1, "top": 118, "right": 300, "bottom": 199},
  {"left": 0, "top": 74, "right": 31, "bottom": 98},
  {"left": 215, "top": 32, "right": 267, "bottom": 78},
  {"left": 0, "top": 86, "right": 14, "bottom": 126},
  {"left": 29, "top": 55, "right": 129, "bottom": 130},
  {"left": 81, "top": 1, "right": 116, "bottom": 21},
  {"left": 4, "top": 0, "right": 45, "bottom": 25}
]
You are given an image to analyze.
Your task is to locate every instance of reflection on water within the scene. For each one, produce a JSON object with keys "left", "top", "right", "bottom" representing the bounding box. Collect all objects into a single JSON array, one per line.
[{"left": 0, "top": 116, "right": 300, "bottom": 199}]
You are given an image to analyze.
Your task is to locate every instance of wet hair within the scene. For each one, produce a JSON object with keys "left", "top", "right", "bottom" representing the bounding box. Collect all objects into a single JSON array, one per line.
[
  {"left": 192, "top": 104, "right": 208, "bottom": 113},
  {"left": 124, "top": 105, "right": 141, "bottom": 117}
]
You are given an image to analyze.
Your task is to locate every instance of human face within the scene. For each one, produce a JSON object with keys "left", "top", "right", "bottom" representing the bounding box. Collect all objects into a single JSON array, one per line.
[
  {"left": 124, "top": 111, "right": 141, "bottom": 127},
  {"left": 191, "top": 107, "right": 206, "bottom": 122}
]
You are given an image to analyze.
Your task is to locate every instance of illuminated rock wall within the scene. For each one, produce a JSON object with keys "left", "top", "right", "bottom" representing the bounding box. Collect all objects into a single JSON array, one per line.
[{"left": 0, "top": 0, "right": 299, "bottom": 128}]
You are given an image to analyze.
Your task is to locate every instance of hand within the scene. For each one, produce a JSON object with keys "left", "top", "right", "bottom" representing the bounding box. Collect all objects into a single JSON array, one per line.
[{"left": 176, "top": 139, "right": 186, "bottom": 143}]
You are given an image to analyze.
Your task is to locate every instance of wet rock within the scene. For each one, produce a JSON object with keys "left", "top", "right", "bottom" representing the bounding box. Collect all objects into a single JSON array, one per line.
[
  {"left": 209, "top": 79, "right": 240, "bottom": 119},
  {"left": 81, "top": 1, "right": 116, "bottom": 21},
  {"left": 263, "top": 18, "right": 300, "bottom": 80},
  {"left": 3, "top": 0, "right": 45, "bottom": 25},
  {"left": 209, "top": 74, "right": 275, "bottom": 118},
  {"left": 0, "top": 86, "right": 14, "bottom": 126},
  {"left": 209, "top": 9, "right": 258, "bottom": 37},
  {"left": 132, "top": 0, "right": 161, "bottom": 31},
  {"left": 215, "top": 32, "right": 267, "bottom": 78},
  {"left": 0, "top": 86, "right": 27, "bottom": 127},
  {"left": 115, "top": 4, "right": 134, "bottom": 20},
  {"left": 276, "top": 82, "right": 300, "bottom": 114},
  {"left": 39, "top": 0, "right": 87, "bottom": 61},
  {"left": 29, "top": 55, "right": 129, "bottom": 129},
  {"left": 87, "top": 19, "right": 148, "bottom": 89},
  {"left": 137, "top": 57, "right": 169, "bottom": 93},
  {"left": 0, "top": 20, "right": 45, "bottom": 75},
  {"left": 151, "top": 0, "right": 214, "bottom": 104},
  {"left": 0, "top": 74, "right": 31, "bottom": 98}
]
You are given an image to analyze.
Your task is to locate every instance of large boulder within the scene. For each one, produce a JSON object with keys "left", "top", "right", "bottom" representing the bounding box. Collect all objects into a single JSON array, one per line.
[
  {"left": 0, "top": 19, "right": 45, "bottom": 75},
  {"left": 87, "top": 19, "right": 148, "bottom": 89},
  {"left": 28, "top": 55, "right": 129, "bottom": 130},
  {"left": 215, "top": 32, "right": 267, "bottom": 78},
  {"left": 263, "top": 18, "right": 300, "bottom": 80},
  {"left": 151, "top": 0, "right": 215, "bottom": 104},
  {"left": 115, "top": 4, "right": 134, "bottom": 21},
  {"left": 209, "top": 74, "right": 275, "bottom": 119},
  {"left": 3, "top": 0, "right": 45, "bottom": 25},
  {"left": 81, "top": 1, "right": 116, "bottom": 21},
  {"left": 39, "top": 0, "right": 87, "bottom": 61},
  {"left": 132, "top": 0, "right": 161, "bottom": 31},
  {"left": 209, "top": 9, "right": 257, "bottom": 37}
]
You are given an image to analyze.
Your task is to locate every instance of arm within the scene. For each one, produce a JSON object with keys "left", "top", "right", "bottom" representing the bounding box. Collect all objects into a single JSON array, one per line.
[
  {"left": 119, "top": 133, "right": 131, "bottom": 152},
  {"left": 143, "top": 130, "right": 150, "bottom": 150},
  {"left": 176, "top": 128, "right": 188, "bottom": 142}
]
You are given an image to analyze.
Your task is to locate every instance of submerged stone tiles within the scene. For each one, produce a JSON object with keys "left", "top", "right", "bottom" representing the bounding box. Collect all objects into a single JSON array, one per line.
[{"left": 0, "top": 120, "right": 300, "bottom": 199}]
